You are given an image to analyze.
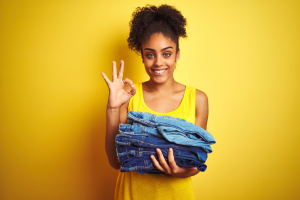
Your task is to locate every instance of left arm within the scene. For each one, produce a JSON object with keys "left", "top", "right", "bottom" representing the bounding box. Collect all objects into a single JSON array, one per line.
[
  {"left": 195, "top": 89, "right": 209, "bottom": 130},
  {"left": 150, "top": 89, "right": 209, "bottom": 178}
]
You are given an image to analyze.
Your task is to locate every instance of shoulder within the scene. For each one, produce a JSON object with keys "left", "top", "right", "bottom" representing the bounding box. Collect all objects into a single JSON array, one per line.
[
  {"left": 195, "top": 89, "right": 208, "bottom": 104},
  {"left": 195, "top": 89, "right": 208, "bottom": 112}
]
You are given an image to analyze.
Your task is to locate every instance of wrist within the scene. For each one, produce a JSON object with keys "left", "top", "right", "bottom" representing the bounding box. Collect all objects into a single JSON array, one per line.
[{"left": 106, "top": 106, "right": 120, "bottom": 111}]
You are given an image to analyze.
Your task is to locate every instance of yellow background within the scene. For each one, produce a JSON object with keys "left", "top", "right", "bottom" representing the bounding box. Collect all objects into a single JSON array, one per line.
[{"left": 1, "top": 0, "right": 299, "bottom": 199}]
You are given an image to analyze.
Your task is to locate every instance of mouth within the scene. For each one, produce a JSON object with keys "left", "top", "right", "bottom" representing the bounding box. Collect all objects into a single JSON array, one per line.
[{"left": 151, "top": 68, "right": 168, "bottom": 75}]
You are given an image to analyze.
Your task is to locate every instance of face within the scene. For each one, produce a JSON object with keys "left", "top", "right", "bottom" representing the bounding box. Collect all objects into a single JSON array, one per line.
[{"left": 142, "top": 33, "right": 180, "bottom": 84}]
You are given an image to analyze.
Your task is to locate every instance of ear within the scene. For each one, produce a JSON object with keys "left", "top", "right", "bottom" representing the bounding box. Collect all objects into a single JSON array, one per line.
[{"left": 176, "top": 49, "right": 180, "bottom": 60}]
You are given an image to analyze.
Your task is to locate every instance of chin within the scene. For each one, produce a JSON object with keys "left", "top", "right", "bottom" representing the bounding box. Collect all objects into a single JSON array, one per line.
[{"left": 150, "top": 76, "right": 169, "bottom": 84}]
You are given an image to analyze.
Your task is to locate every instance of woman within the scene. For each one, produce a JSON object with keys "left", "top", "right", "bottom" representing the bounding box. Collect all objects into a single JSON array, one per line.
[{"left": 101, "top": 4, "right": 209, "bottom": 200}]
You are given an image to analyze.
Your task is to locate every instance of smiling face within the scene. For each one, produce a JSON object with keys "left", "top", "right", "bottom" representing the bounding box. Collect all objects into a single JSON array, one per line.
[{"left": 141, "top": 33, "right": 180, "bottom": 84}]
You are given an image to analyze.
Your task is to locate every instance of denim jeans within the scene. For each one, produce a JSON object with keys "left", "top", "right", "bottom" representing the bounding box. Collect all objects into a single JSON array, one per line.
[
  {"left": 117, "top": 146, "right": 207, "bottom": 174},
  {"left": 116, "top": 132, "right": 207, "bottom": 174},
  {"left": 116, "top": 111, "right": 216, "bottom": 174},
  {"left": 119, "top": 123, "right": 212, "bottom": 153},
  {"left": 126, "top": 111, "right": 216, "bottom": 150}
]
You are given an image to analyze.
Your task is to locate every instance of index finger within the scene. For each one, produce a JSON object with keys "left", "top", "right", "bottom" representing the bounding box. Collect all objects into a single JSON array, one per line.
[
  {"left": 117, "top": 60, "right": 124, "bottom": 80},
  {"left": 101, "top": 72, "right": 112, "bottom": 86},
  {"left": 150, "top": 155, "right": 165, "bottom": 172}
]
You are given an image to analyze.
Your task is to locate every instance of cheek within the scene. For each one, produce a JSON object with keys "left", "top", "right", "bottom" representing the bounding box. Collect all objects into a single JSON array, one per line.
[
  {"left": 143, "top": 64, "right": 152, "bottom": 74},
  {"left": 143, "top": 61, "right": 151, "bottom": 68},
  {"left": 143, "top": 60, "right": 154, "bottom": 70},
  {"left": 166, "top": 59, "right": 176, "bottom": 67}
]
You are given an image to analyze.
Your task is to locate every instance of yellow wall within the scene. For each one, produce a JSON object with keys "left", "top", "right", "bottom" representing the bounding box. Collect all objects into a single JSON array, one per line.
[{"left": 0, "top": 0, "right": 299, "bottom": 199}]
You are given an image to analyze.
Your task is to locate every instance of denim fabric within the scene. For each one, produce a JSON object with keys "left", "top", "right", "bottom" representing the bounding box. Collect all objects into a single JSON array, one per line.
[
  {"left": 119, "top": 124, "right": 212, "bottom": 153},
  {"left": 117, "top": 146, "right": 207, "bottom": 174},
  {"left": 116, "top": 132, "right": 208, "bottom": 162},
  {"left": 119, "top": 123, "right": 161, "bottom": 138},
  {"left": 116, "top": 111, "right": 216, "bottom": 174},
  {"left": 115, "top": 132, "right": 208, "bottom": 174},
  {"left": 126, "top": 111, "right": 216, "bottom": 147}
]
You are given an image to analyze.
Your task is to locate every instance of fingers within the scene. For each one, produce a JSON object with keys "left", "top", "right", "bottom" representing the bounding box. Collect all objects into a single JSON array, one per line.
[
  {"left": 156, "top": 148, "right": 171, "bottom": 174},
  {"left": 123, "top": 78, "right": 136, "bottom": 97},
  {"left": 168, "top": 148, "right": 178, "bottom": 174},
  {"left": 122, "top": 77, "right": 136, "bottom": 98},
  {"left": 112, "top": 61, "right": 117, "bottom": 82},
  {"left": 150, "top": 148, "right": 199, "bottom": 177},
  {"left": 129, "top": 86, "right": 136, "bottom": 96},
  {"left": 117, "top": 60, "right": 124, "bottom": 80},
  {"left": 150, "top": 155, "right": 165, "bottom": 172},
  {"left": 123, "top": 78, "right": 134, "bottom": 87},
  {"left": 101, "top": 72, "right": 111, "bottom": 86},
  {"left": 149, "top": 147, "right": 201, "bottom": 178}
]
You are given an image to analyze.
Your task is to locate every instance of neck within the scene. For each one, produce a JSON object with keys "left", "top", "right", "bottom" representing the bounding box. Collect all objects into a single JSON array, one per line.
[{"left": 145, "top": 77, "right": 178, "bottom": 93}]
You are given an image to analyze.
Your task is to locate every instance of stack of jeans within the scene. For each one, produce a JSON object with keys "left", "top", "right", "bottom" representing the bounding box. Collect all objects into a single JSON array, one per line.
[{"left": 115, "top": 111, "right": 216, "bottom": 174}]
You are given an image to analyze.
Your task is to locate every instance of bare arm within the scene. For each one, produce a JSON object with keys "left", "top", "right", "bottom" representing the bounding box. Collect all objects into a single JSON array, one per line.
[
  {"left": 105, "top": 107, "right": 122, "bottom": 169},
  {"left": 195, "top": 89, "right": 209, "bottom": 130},
  {"left": 101, "top": 61, "right": 135, "bottom": 170}
]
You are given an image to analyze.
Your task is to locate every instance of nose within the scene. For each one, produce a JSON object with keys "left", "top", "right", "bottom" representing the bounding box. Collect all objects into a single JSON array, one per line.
[{"left": 154, "top": 55, "right": 163, "bottom": 67}]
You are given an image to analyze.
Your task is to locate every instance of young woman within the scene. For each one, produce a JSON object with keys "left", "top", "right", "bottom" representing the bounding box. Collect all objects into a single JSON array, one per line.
[{"left": 101, "top": 4, "right": 209, "bottom": 200}]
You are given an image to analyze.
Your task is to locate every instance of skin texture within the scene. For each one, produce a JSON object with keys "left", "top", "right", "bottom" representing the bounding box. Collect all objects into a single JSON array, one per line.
[{"left": 102, "top": 33, "right": 209, "bottom": 178}]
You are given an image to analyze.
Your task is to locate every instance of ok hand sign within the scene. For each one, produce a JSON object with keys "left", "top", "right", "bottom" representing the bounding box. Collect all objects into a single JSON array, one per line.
[{"left": 101, "top": 60, "right": 136, "bottom": 109}]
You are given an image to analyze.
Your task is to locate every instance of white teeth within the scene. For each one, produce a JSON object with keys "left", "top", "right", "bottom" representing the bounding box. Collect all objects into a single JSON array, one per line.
[{"left": 154, "top": 69, "right": 166, "bottom": 74}]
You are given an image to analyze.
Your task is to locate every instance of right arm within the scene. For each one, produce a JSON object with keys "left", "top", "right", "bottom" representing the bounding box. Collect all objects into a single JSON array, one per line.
[{"left": 101, "top": 60, "right": 135, "bottom": 170}]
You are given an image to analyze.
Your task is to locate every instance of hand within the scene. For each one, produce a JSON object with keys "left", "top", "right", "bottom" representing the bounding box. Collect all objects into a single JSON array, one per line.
[
  {"left": 150, "top": 148, "right": 200, "bottom": 178},
  {"left": 101, "top": 60, "right": 136, "bottom": 109}
]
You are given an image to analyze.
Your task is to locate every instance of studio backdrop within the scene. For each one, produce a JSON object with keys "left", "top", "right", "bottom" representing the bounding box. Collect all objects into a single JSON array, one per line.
[{"left": 0, "top": 0, "right": 299, "bottom": 199}]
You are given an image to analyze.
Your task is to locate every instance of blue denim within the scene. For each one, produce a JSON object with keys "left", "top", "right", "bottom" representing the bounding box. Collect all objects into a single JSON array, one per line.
[
  {"left": 126, "top": 111, "right": 216, "bottom": 148},
  {"left": 119, "top": 123, "right": 212, "bottom": 153},
  {"left": 115, "top": 132, "right": 208, "bottom": 174},
  {"left": 116, "top": 131, "right": 208, "bottom": 162},
  {"left": 116, "top": 111, "right": 216, "bottom": 174},
  {"left": 117, "top": 146, "right": 207, "bottom": 174}
]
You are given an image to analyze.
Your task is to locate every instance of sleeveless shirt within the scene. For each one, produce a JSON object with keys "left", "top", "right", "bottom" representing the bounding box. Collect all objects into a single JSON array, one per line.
[{"left": 114, "top": 82, "right": 196, "bottom": 200}]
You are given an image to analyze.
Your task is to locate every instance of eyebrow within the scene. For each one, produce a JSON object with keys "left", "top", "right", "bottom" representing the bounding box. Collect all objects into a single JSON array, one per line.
[{"left": 144, "top": 46, "right": 173, "bottom": 52}]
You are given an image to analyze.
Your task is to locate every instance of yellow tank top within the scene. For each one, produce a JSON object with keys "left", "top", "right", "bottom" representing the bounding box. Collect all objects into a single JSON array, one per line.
[{"left": 114, "top": 82, "right": 196, "bottom": 200}]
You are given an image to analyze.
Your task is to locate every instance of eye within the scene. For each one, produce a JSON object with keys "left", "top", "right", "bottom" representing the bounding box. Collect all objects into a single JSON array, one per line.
[
  {"left": 146, "top": 54, "right": 154, "bottom": 58},
  {"left": 164, "top": 53, "right": 171, "bottom": 57}
]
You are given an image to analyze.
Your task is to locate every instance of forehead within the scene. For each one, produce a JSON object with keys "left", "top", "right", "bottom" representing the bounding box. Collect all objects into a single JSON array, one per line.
[{"left": 142, "top": 33, "right": 176, "bottom": 50}]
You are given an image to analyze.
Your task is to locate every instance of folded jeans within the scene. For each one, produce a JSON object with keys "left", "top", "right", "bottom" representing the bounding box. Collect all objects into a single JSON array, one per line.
[
  {"left": 127, "top": 111, "right": 216, "bottom": 144},
  {"left": 115, "top": 133, "right": 208, "bottom": 174},
  {"left": 116, "top": 132, "right": 208, "bottom": 162},
  {"left": 119, "top": 123, "right": 213, "bottom": 153},
  {"left": 116, "top": 145, "right": 207, "bottom": 174}
]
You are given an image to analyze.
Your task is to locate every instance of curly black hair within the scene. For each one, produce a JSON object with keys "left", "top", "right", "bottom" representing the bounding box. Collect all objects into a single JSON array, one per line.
[{"left": 127, "top": 4, "right": 187, "bottom": 55}]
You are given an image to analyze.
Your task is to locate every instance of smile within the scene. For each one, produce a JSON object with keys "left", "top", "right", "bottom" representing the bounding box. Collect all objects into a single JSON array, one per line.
[{"left": 151, "top": 69, "right": 167, "bottom": 75}]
